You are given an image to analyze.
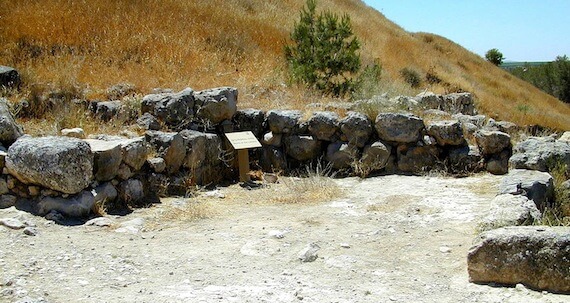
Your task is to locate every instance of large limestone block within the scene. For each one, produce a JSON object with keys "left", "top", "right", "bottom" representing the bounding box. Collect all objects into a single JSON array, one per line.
[
  {"left": 145, "top": 131, "right": 185, "bottom": 175},
  {"left": 120, "top": 137, "right": 148, "bottom": 171},
  {"left": 233, "top": 109, "right": 265, "bottom": 138},
  {"left": 326, "top": 142, "right": 358, "bottom": 169},
  {"left": 375, "top": 113, "right": 424, "bottom": 143},
  {"left": 141, "top": 88, "right": 195, "bottom": 127},
  {"left": 284, "top": 135, "right": 322, "bottom": 162},
  {"left": 468, "top": 226, "right": 570, "bottom": 293},
  {"left": 426, "top": 120, "right": 465, "bottom": 146},
  {"left": 84, "top": 139, "right": 122, "bottom": 182},
  {"left": 474, "top": 129, "right": 511, "bottom": 155},
  {"left": 339, "top": 111, "right": 373, "bottom": 148},
  {"left": 194, "top": 87, "right": 238, "bottom": 125},
  {"left": 37, "top": 190, "right": 95, "bottom": 217},
  {"left": 266, "top": 110, "right": 302, "bottom": 134},
  {"left": 6, "top": 136, "right": 93, "bottom": 194},
  {"left": 499, "top": 169, "right": 554, "bottom": 209},
  {"left": 359, "top": 141, "right": 392, "bottom": 173},
  {"left": 308, "top": 111, "right": 340, "bottom": 142},
  {"left": 510, "top": 136, "right": 570, "bottom": 173},
  {"left": 478, "top": 194, "right": 541, "bottom": 231}
]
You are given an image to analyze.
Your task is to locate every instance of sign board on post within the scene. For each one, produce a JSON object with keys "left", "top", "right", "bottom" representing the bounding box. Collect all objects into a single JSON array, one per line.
[{"left": 224, "top": 131, "right": 262, "bottom": 182}]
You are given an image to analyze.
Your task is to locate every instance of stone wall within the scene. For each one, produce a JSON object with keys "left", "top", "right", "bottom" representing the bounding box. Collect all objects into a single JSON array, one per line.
[{"left": 0, "top": 87, "right": 515, "bottom": 218}]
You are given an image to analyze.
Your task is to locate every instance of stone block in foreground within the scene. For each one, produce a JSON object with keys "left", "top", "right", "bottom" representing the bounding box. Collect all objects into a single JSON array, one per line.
[{"left": 467, "top": 226, "right": 570, "bottom": 293}]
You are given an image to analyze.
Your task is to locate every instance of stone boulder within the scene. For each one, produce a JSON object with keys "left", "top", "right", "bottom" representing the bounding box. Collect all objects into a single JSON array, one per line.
[
  {"left": 339, "top": 111, "right": 373, "bottom": 148},
  {"left": 0, "top": 98, "right": 24, "bottom": 146},
  {"left": 375, "top": 113, "right": 425, "bottom": 143},
  {"left": 194, "top": 87, "right": 238, "bottom": 125},
  {"left": 510, "top": 136, "right": 570, "bottom": 173},
  {"left": 414, "top": 92, "right": 442, "bottom": 110},
  {"left": 136, "top": 112, "right": 161, "bottom": 131},
  {"left": 145, "top": 131, "right": 185, "bottom": 174},
  {"left": 474, "top": 130, "right": 511, "bottom": 155},
  {"left": 117, "top": 179, "right": 145, "bottom": 206},
  {"left": 266, "top": 110, "right": 302, "bottom": 134},
  {"left": 359, "top": 141, "right": 392, "bottom": 173},
  {"left": 447, "top": 145, "right": 483, "bottom": 174},
  {"left": 260, "top": 146, "right": 287, "bottom": 172},
  {"left": 6, "top": 136, "right": 93, "bottom": 194},
  {"left": 442, "top": 92, "right": 476, "bottom": 115},
  {"left": 468, "top": 226, "right": 570, "bottom": 293},
  {"left": 61, "top": 128, "right": 85, "bottom": 139},
  {"left": 233, "top": 109, "right": 265, "bottom": 138},
  {"left": 559, "top": 131, "right": 570, "bottom": 143},
  {"left": 426, "top": 120, "right": 465, "bottom": 146},
  {"left": 486, "top": 149, "right": 511, "bottom": 175},
  {"left": 0, "top": 65, "right": 20, "bottom": 88},
  {"left": 326, "top": 142, "right": 358, "bottom": 169},
  {"left": 452, "top": 113, "right": 487, "bottom": 128},
  {"left": 92, "top": 182, "right": 118, "bottom": 206},
  {"left": 37, "top": 190, "right": 95, "bottom": 217},
  {"left": 308, "top": 111, "right": 340, "bottom": 142},
  {"left": 284, "top": 135, "right": 322, "bottom": 162},
  {"left": 498, "top": 169, "right": 554, "bottom": 209},
  {"left": 262, "top": 132, "right": 282, "bottom": 147},
  {"left": 93, "top": 101, "right": 122, "bottom": 122},
  {"left": 179, "top": 130, "right": 208, "bottom": 169},
  {"left": 120, "top": 137, "right": 148, "bottom": 171},
  {"left": 84, "top": 139, "right": 122, "bottom": 182},
  {"left": 397, "top": 144, "right": 439, "bottom": 173},
  {"left": 478, "top": 194, "right": 541, "bottom": 231},
  {"left": 141, "top": 88, "right": 194, "bottom": 127}
]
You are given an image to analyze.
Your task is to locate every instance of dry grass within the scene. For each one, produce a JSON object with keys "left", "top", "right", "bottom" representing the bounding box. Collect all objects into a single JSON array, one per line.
[{"left": 1, "top": 0, "right": 568, "bottom": 131}]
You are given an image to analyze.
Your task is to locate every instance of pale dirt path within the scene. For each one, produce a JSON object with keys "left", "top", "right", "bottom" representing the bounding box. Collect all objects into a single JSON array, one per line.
[{"left": 1, "top": 174, "right": 569, "bottom": 303}]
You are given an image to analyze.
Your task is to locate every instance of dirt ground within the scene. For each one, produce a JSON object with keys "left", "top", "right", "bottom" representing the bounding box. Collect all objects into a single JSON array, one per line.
[{"left": 1, "top": 174, "right": 569, "bottom": 303}]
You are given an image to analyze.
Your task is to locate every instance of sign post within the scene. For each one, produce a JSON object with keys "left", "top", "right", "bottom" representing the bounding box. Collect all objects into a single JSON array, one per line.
[{"left": 224, "top": 131, "right": 262, "bottom": 182}]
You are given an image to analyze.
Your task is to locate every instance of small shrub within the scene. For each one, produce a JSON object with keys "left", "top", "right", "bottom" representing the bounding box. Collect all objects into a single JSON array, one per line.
[
  {"left": 285, "top": 0, "right": 361, "bottom": 97},
  {"left": 352, "top": 60, "right": 382, "bottom": 100},
  {"left": 400, "top": 67, "right": 422, "bottom": 88},
  {"left": 425, "top": 67, "right": 442, "bottom": 85}
]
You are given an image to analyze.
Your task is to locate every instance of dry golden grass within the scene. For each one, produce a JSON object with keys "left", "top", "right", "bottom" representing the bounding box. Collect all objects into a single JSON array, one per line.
[{"left": 1, "top": 0, "right": 568, "bottom": 130}]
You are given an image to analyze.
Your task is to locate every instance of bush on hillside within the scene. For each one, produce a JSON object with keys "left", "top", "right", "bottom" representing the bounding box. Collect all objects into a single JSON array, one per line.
[
  {"left": 509, "top": 55, "right": 570, "bottom": 103},
  {"left": 485, "top": 48, "right": 504, "bottom": 66},
  {"left": 400, "top": 67, "right": 422, "bottom": 88},
  {"left": 285, "top": 0, "right": 361, "bottom": 97}
]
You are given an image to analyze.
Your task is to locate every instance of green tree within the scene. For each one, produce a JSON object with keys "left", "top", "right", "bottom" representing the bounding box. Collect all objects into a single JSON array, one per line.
[
  {"left": 485, "top": 48, "right": 505, "bottom": 66},
  {"left": 285, "top": 0, "right": 361, "bottom": 97}
]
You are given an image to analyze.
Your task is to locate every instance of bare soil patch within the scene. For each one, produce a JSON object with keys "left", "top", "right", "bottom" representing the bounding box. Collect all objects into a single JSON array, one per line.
[{"left": 1, "top": 174, "right": 569, "bottom": 303}]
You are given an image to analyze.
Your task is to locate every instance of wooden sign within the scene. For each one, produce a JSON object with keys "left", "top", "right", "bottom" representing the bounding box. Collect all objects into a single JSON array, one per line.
[
  {"left": 225, "top": 131, "right": 262, "bottom": 150},
  {"left": 224, "top": 131, "right": 262, "bottom": 182}
]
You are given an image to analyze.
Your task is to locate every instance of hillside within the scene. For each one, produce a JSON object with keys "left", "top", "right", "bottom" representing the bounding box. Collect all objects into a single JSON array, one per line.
[{"left": 0, "top": 0, "right": 569, "bottom": 130}]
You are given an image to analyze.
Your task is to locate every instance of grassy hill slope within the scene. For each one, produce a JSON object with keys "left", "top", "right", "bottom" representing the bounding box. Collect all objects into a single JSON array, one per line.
[{"left": 1, "top": 0, "right": 568, "bottom": 130}]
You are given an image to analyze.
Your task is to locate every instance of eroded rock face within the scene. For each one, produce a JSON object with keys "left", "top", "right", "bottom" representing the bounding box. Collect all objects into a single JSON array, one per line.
[
  {"left": 308, "top": 111, "right": 340, "bottom": 142},
  {"left": 141, "top": 88, "right": 195, "bottom": 127},
  {"left": 0, "top": 98, "right": 24, "bottom": 146},
  {"left": 6, "top": 136, "right": 93, "bottom": 194},
  {"left": 468, "top": 226, "right": 570, "bottom": 293},
  {"left": 266, "top": 110, "right": 302, "bottom": 134},
  {"left": 194, "top": 87, "right": 238, "bottom": 125},
  {"left": 510, "top": 136, "right": 570, "bottom": 173},
  {"left": 120, "top": 137, "right": 148, "bottom": 171},
  {"left": 375, "top": 113, "right": 424, "bottom": 143},
  {"left": 339, "top": 111, "right": 373, "bottom": 148}
]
